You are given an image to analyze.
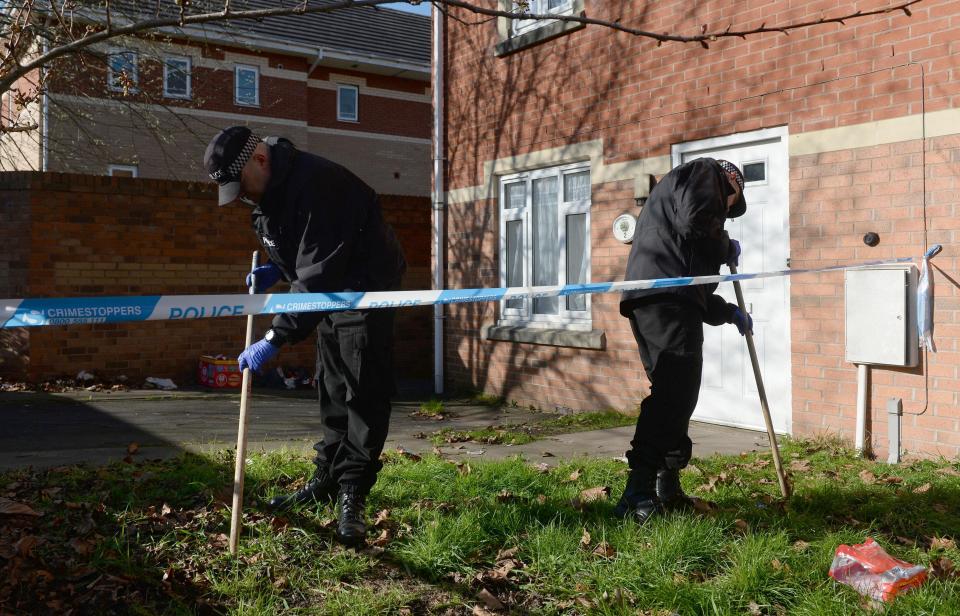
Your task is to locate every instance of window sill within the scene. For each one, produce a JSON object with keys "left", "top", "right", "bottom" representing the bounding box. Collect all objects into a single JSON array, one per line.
[
  {"left": 494, "top": 10, "right": 585, "bottom": 57},
  {"left": 484, "top": 324, "right": 605, "bottom": 350},
  {"left": 163, "top": 93, "right": 192, "bottom": 100},
  {"left": 337, "top": 117, "right": 359, "bottom": 123},
  {"left": 235, "top": 102, "right": 260, "bottom": 108}
]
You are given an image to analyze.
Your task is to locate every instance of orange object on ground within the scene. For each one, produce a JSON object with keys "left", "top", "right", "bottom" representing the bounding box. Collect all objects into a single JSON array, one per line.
[{"left": 829, "top": 537, "right": 928, "bottom": 602}]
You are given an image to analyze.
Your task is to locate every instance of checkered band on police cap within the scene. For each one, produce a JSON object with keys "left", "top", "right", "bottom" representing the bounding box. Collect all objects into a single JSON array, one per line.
[
  {"left": 716, "top": 159, "right": 744, "bottom": 191},
  {"left": 214, "top": 133, "right": 259, "bottom": 184}
]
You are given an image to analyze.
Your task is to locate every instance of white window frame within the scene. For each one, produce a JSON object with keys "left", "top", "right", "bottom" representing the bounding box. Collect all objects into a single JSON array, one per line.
[
  {"left": 108, "top": 164, "right": 138, "bottom": 177},
  {"left": 163, "top": 55, "right": 191, "bottom": 99},
  {"left": 234, "top": 64, "right": 260, "bottom": 107},
  {"left": 337, "top": 84, "right": 359, "bottom": 122},
  {"left": 499, "top": 161, "right": 592, "bottom": 329},
  {"left": 512, "top": 0, "right": 573, "bottom": 36},
  {"left": 3, "top": 91, "right": 15, "bottom": 127},
  {"left": 106, "top": 48, "right": 138, "bottom": 93}
]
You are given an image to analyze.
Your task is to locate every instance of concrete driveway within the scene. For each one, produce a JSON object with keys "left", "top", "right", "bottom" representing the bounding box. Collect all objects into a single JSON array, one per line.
[{"left": 0, "top": 388, "right": 769, "bottom": 470}]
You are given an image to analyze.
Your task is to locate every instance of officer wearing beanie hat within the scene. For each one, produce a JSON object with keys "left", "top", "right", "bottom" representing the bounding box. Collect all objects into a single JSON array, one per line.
[
  {"left": 205, "top": 126, "right": 406, "bottom": 547},
  {"left": 616, "top": 158, "right": 751, "bottom": 525}
]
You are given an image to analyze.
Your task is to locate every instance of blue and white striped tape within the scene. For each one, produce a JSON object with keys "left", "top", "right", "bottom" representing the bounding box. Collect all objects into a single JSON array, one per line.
[{"left": 0, "top": 256, "right": 915, "bottom": 328}]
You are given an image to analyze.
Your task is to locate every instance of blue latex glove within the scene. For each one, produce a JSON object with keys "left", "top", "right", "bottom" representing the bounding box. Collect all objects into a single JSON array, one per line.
[
  {"left": 732, "top": 307, "right": 753, "bottom": 336},
  {"left": 245, "top": 263, "right": 282, "bottom": 292},
  {"left": 726, "top": 239, "right": 741, "bottom": 268},
  {"left": 238, "top": 338, "right": 280, "bottom": 373}
]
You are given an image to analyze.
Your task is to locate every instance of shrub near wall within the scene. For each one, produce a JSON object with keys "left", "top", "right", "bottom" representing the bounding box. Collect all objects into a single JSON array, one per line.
[{"left": 0, "top": 172, "right": 431, "bottom": 385}]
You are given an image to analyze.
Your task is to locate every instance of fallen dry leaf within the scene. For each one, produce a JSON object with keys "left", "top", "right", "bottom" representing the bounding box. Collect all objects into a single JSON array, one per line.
[
  {"left": 371, "top": 528, "right": 391, "bottom": 547},
  {"left": 476, "top": 588, "right": 504, "bottom": 610},
  {"left": 567, "top": 469, "right": 582, "bottom": 482},
  {"left": 936, "top": 467, "right": 960, "bottom": 477},
  {"left": 0, "top": 497, "right": 42, "bottom": 517},
  {"left": 496, "top": 546, "right": 519, "bottom": 561},
  {"left": 14, "top": 535, "right": 41, "bottom": 557},
  {"left": 933, "top": 503, "right": 949, "bottom": 514},
  {"left": 930, "top": 556, "right": 957, "bottom": 580},
  {"left": 930, "top": 536, "right": 957, "bottom": 551},
  {"left": 395, "top": 448, "right": 422, "bottom": 462},
  {"left": 533, "top": 463, "right": 550, "bottom": 474},
  {"left": 733, "top": 519, "right": 750, "bottom": 533},
  {"left": 373, "top": 509, "right": 391, "bottom": 527},
  {"left": 571, "top": 486, "right": 610, "bottom": 509},
  {"left": 748, "top": 602, "right": 763, "bottom": 616},
  {"left": 270, "top": 516, "right": 289, "bottom": 532},
  {"left": 858, "top": 470, "right": 876, "bottom": 484},
  {"left": 496, "top": 490, "right": 517, "bottom": 503},
  {"left": 69, "top": 537, "right": 94, "bottom": 555},
  {"left": 793, "top": 540, "right": 811, "bottom": 552},
  {"left": 472, "top": 606, "right": 497, "bottom": 616},
  {"left": 127, "top": 442, "right": 140, "bottom": 455},
  {"left": 592, "top": 541, "right": 616, "bottom": 558},
  {"left": 913, "top": 483, "right": 932, "bottom": 494},
  {"left": 541, "top": 451, "right": 555, "bottom": 457},
  {"left": 580, "top": 528, "right": 592, "bottom": 548},
  {"left": 788, "top": 460, "right": 810, "bottom": 472}
]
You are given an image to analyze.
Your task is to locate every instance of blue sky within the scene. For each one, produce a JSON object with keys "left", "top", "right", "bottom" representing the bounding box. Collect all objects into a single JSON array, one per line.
[{"left": 384, "top": 2, "right": 432, "bottom": 16}]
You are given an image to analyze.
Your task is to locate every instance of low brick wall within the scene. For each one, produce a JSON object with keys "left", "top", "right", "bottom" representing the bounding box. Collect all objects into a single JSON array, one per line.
[{"left": 0, "top": 172, "right": 432, "bottom": 385}]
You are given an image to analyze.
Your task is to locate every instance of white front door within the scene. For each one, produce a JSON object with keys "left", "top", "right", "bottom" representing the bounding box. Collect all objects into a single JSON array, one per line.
[{"left": 673, "top": 127, "right": 791, "bottom": 433}]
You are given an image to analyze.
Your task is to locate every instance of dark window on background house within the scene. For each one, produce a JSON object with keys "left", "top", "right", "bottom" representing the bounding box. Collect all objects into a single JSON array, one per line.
[
  {"left": 107, "top": 49, "right": 138, "bottom": 92},
  {"left": 337, "top": 84, "right": 358, "bottom": 121},
  {"left": 163, "top": 56, "right": 191, "bottom": 99},
  {"left": 235, "top": 65, "right": 259, "bottom": 106}
]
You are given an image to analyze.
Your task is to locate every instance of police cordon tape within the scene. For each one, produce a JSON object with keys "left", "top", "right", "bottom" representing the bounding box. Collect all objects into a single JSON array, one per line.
[{"left": 0, "top": 256, "right": 917, "bottom": 328}]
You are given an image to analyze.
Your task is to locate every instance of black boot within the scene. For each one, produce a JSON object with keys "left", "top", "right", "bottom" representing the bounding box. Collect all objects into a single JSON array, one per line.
[
  {"left": 336, "top": 484, "right": 368, "bottom": 547},
  {"left": 613, "top": 467, "right": 661, "bottom": 524},
  {"left": 656, "top": 468, "right": 695, "bottom": 512},
  {"left": 267, "top": 468, "right": 337, "bottom": 511}
]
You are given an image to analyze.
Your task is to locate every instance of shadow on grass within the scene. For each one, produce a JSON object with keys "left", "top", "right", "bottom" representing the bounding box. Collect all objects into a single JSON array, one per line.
[{"left": 3, "top": 443, "right": 960, "bottom": 615}]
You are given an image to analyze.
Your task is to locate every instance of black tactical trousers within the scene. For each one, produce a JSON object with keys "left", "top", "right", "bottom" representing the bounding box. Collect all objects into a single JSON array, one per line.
[
  {"left": 312, "top": 308, "right": 396, "bottom": 494},
  {"left": 626, "top": 298, "right": 704, "bottom": 472}
]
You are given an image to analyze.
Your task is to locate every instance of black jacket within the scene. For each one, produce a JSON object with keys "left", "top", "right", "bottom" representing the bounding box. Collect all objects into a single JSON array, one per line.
[
  {"left": 251, "top": 138, "right": 406, "bottom": 344},
  {"left": 619, "top": 157, "right": 737, "bottom": 325}
]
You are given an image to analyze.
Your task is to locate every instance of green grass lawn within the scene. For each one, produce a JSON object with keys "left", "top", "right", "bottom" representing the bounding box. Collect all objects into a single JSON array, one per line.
[{"left": 2, "top": 437, "right": 959, "bottom": 614}]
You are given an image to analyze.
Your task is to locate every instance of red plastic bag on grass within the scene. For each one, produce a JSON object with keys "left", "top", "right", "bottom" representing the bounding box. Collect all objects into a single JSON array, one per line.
[{"left": 829, "top": 537, "right": 927, "bottom": 602}]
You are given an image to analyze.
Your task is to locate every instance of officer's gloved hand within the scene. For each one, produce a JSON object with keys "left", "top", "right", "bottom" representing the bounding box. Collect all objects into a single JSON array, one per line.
[
  {"left": 726, "top": 239, "right": 741, "bottom": 268},
  {"left": 238, "top": 338, "right": 280, "bottom": 373},
  {"left": 731, "top": 307, "right": 753, "bottom": 336},
  {"left": 246, "top": 263, "right": 282, "bottom": 292}
]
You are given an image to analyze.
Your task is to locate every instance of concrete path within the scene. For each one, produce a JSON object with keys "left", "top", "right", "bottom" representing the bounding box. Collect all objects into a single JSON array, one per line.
[{"left": 0, "top": 388, "right": 769, "bottom": 470}]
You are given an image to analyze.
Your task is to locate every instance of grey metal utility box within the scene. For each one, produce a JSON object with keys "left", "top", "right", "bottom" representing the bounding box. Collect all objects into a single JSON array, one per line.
[{"left": 844, "top": 265, "right": 918, "bottom": 367}]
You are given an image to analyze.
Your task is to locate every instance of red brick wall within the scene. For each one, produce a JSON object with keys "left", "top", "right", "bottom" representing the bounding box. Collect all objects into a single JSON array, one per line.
[
  {"left": 441, "top": 1, "right": 960, "bottom": 456},
  {"left": 790, "top": 136, "right": 960, "bottom": 458},
  {"left": 0, "top": 173, "right": 432, "bottom": 385}
]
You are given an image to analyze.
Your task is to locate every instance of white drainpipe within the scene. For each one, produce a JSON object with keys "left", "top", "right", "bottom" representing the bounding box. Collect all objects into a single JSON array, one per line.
[{"left": 431, "top": 5, "right": 445, "bottom": 395}]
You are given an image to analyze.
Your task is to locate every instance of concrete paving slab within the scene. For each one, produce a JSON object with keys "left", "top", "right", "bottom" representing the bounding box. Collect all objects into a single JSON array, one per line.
[{"left": 0, "top": 388, "right": 766, "bottom": 471}]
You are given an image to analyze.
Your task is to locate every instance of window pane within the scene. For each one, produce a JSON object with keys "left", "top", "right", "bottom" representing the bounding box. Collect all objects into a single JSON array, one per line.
[
  {"left": 532, "top": 176, "right": 558, "bottom": 314},
  {"left": 165, "top": 59, "right": 188, "bottom": 96},
  {"left": 338, "top": 86, "right": 357, "bottom": 120},
  {"left": 547, "top": 0, "right": 567, "bottom": 10},
  {"left": 505, "top": 220, "right": 523, "bottom": 309},
  {"left": 109, "top": 52, "right": 136, "bottom": 90},
  {"left": 236, "top": 68, "right": 257, "bottom": 105},
  {"left": 744, "top": 162, "right": 765, "bottom": 182},
  {"left": 504, "top": 182, "right": 525, "bottom": 210},
  {"left": 563, "top": 170, "right": 590, "bottom": 202},
  {"left": 565, "top": 213, "right": 587, "bottom": 311}
]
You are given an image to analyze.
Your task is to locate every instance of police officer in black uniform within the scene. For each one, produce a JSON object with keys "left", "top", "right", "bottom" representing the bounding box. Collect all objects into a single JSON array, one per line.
[
  {"left": 616, "top": 158, "right": 752, "bottom": 524},
  {"left": 204, "top": 126, "right": 406, "bottom": 546}
]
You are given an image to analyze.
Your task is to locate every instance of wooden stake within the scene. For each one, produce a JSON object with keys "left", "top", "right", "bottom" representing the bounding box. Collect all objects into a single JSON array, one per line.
[
  {"left": 229, "top": 250, "right": 258, "bottom": 555},
  {"left": 730, "top": 263, "right": 791, "bottom": 500}
]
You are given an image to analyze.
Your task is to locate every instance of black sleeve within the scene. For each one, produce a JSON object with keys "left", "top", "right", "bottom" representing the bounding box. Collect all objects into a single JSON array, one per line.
[
  {"left": 704, "top": 296, "right": 737, "bottom": 327},
  {"left": 671, "top": 159, "right": 730, "bottom": 264}
]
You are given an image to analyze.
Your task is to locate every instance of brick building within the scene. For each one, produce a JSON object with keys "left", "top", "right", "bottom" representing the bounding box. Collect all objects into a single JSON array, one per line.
[
  {"left": 0, "top": 2, "right": 435, "bottom": 385},
  {"left": 438, "top": 1, "right": 960, "bottom": 458}
]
